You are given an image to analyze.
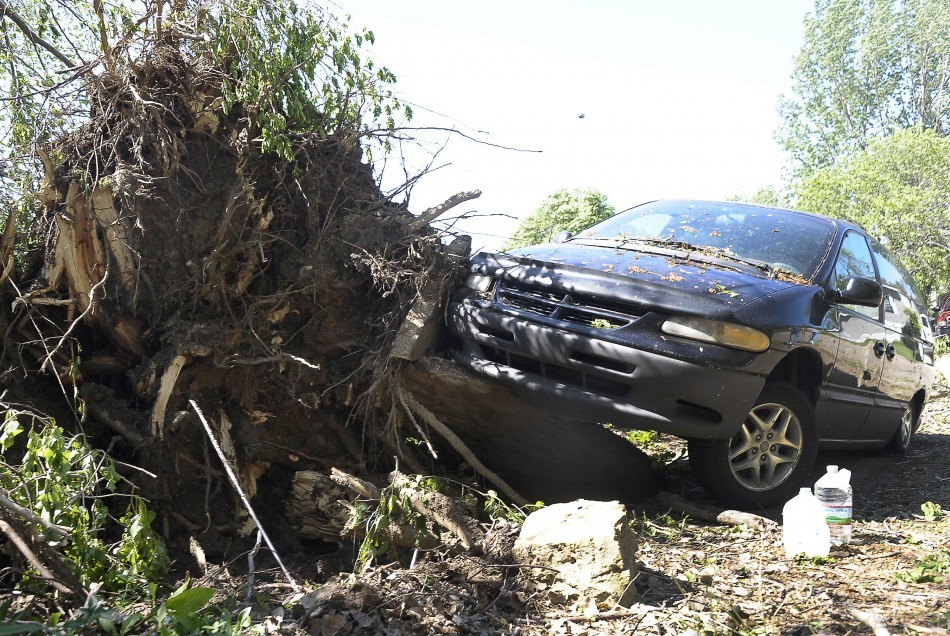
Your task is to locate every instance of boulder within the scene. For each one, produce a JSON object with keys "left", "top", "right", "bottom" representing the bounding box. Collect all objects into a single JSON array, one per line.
[{"left": 512, "top": 499, "right": 637, "bottom": 608}]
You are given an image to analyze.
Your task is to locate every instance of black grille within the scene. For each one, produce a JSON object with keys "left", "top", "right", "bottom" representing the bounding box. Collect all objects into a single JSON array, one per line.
[
  {"left": 496, "top": 280, "right": 644, "bottom": 328},
  {"left": 479, "top": 344, "right": 631, "bottom": 397},
  {"left": 497, "top": 281, "right": 563, "bottom": 317}
]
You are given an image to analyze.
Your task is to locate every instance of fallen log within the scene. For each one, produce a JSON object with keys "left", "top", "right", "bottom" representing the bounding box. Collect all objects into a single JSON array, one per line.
[
  {"left": 390, "top": 470, "right": 484, "bottom": 551},
  {"left": 289, "top": 469, "right": 441, "bottom": 550}
]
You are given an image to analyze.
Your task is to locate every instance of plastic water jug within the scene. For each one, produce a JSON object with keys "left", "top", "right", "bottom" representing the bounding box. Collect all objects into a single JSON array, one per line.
[
  {"left": 782, "top": 487, "right": 831, "bottom": 558},
  {"left": 814, "top": 465, "right": 853, "bottom": 545}
]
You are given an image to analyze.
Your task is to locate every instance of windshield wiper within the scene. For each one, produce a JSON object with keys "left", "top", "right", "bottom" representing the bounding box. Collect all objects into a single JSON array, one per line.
[
  {"left": 694, "top": 247, "right": 775, "bottom": 275},
  {"left": 619, "top": 236, "right": 699, "bottom": 251},
  {"left": 602, "top": 235, "right": 777, "bottom": 274}
]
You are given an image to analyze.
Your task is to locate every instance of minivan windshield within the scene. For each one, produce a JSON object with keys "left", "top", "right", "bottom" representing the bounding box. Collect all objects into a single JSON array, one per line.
[{"left": 575, "top": 200, "right": 837, "bottom": 279}]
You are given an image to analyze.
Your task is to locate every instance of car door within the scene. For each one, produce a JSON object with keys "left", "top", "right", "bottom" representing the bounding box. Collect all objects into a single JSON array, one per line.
[
  {"left": 857, "top": 243, "right": 924, "bottom": 441},
  {"left": 816, "top": 230, "right": 885, "bottom": 442}
]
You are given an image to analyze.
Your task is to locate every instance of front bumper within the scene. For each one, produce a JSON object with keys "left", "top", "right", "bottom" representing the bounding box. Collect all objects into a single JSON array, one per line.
[{"left": 448, "top": 300, "right": 766, "bottom": 439}]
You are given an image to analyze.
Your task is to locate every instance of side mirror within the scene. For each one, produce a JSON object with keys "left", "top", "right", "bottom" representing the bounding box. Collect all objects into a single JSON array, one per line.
[
  {"left": 552, "top": 230, "right": 573, "bottom": 244},
  {"left": 836, "top": 276, "right": 882, "bottom": 307}
]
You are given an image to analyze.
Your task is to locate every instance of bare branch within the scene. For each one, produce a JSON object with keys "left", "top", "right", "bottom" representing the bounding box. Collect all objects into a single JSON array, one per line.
[
  {"left": 0, "top": 517, "right": 78, "bottom": 597},
  {"left": 411, "top": 190, "right": 482, "bottom": 231},
  {"left": 0, "top": 491, "right": 69, "bottom": 538},
  {"left": 0, "top": 0, "right": 77, "bottom": 68}
]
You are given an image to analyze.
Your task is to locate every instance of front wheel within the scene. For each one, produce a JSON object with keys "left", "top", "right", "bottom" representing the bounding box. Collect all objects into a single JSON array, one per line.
[{"left": 688, "top": 383, "right": 818, "bottom": 509}]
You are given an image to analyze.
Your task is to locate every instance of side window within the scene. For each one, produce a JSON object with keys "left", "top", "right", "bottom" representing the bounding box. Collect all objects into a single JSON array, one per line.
[
  {"left": 871, "top": 240, "right": 925, "bottom": 339},
  {"left": 834, "top": 231, "right": 879, "bottom": 320},
  {"left": 881, "top": 286, "right": 912, "bottom": 333}
]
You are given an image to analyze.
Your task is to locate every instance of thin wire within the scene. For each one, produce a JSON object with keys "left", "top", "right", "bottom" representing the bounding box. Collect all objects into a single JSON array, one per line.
[{"left": 189, "top": 400, "right": 300, "bottom": 593}]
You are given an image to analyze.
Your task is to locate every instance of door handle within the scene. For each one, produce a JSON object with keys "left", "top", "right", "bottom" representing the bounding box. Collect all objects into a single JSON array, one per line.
[
  {"left": 885, "top": 344, "right": 896, "bottom": 360},
  {"left": 874, "top": 341, "right": 886, "bottom": 358}
]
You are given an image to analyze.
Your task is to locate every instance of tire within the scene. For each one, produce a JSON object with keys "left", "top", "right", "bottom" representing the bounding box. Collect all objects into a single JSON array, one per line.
[
  {"left": 883, "top": 403, "right": 915, "bottom": 454},
  {"left": 688, "top": 382, "right": 818, "bottom": 509}
]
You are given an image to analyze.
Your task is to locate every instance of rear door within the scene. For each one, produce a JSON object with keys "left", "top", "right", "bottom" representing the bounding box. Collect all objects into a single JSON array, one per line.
[{"left": 858, "top": 242, "right": 926, "bottom": 441}]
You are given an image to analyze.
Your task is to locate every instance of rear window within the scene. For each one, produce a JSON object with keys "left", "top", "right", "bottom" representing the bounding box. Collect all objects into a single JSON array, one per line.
[{"left": 577, "top": 200, "right": 837, "bottom": 279}]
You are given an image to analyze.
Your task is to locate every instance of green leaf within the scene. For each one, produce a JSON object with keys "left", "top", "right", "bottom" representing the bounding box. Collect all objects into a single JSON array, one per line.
[{"left": 165, "top": 586, "right": 216, "bottom": 617}]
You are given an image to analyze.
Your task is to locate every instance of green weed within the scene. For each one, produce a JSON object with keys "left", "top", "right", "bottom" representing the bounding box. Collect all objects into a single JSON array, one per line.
[
  {"left": 896, "top": 549, "right": 950, "bottom": 583},
  {"left": 920, "top": 501, "right": 943, "bottom": 521},
  {"left": 483, "top": 489, "right": 543, "bottom": 524},
  {"left": 0, "top": 408, "right": 168, "bottom": 595}
]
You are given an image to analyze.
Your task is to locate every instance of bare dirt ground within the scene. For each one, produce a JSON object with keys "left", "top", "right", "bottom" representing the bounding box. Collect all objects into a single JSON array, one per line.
[
  {"left": 214, "top": 367, "right": 950, "bottom": 635},
  {"left": 623, "top": 399, "right": 950, "bottom": 635}
]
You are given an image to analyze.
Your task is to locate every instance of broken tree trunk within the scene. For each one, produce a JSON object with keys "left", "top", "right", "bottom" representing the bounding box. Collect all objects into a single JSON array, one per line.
[{"left": 398, "top": 357, "right": 662, "bottom": 506}]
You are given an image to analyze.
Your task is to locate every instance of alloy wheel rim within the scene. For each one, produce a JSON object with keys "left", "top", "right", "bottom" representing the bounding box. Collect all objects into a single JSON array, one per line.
[{"left": 728, "top": 401, "right": 803, "bottom": 491}]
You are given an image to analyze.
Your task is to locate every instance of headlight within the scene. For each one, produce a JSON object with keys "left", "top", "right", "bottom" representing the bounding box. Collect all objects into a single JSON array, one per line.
[
  {"left": 465, "top": 274, "right": 494, "bottom": 293},
  {"left": 661, "top": 316, "right": 770, "bottom": 352}
]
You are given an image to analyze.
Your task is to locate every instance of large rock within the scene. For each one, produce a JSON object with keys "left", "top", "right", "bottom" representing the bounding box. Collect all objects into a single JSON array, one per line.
[{"left": 512, "top": 500, "right": 637, "bottom": 608}]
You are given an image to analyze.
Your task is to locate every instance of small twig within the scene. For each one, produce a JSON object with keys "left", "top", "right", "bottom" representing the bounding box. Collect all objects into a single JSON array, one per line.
[
  {"left": 550, "top": 608, "right": 650, "bottom": 622},
  {"left": 85, "top": 402, "right": 146, "bottom": 447},
  {"left": 111, "top": 460, "right": 157, "bottom": 479},
  {"left": 0, "top": 492, "right": 69, "bottom": 538},
  {"left": 396, "top": 390, "right": 438, "bottom": 460},
  {"left": 652, "top": 491, "right": 778, "bottom": 531},
  {"left": 189, "top": 400, "right": 300, "bottom": 593},
  {"left": 847, "top": 605, "right": 891, "bottom": 635},
  {"left": 244, "top": 529, "right": 263, "bottom": 606},
  {"left": 221, "top": 354, "right": 319, "bottom": 369},
  {"left": 330, "top": 467, "right": 381, "bottom": 500}
]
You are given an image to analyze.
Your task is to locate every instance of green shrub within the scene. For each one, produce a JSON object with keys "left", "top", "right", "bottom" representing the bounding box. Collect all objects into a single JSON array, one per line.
[{"left": 0, "top": 408, "right": 169, "bottom": 595}]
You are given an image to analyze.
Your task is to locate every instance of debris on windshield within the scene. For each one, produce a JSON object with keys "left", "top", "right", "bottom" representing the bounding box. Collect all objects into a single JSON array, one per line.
[
  {"left": 771, "top": 270, "right": 812, "bottom": 285},
  {"left": 709, "top": 283, "right": 739, "bottom": 298}
]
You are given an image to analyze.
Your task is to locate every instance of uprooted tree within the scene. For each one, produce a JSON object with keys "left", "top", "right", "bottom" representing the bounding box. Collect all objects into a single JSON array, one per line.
[
  {"left": 0, "top": 0, "right": 480, "bottom": 552},
  {"left": 0, "top": 0, "right": 659, "bottom": 582}
]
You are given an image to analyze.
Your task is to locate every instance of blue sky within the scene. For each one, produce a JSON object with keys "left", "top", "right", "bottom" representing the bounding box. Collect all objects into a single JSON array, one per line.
[{"left": 331, "top": 1, "right": 816, "bottom": 250}]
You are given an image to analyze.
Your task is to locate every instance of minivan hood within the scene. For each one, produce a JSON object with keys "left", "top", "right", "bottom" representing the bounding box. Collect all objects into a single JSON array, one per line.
[{"left": 505, "top": 241, "right": 796, "bottom": 305}]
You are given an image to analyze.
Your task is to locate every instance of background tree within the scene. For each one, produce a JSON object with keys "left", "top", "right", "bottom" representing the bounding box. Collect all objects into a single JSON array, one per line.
[
  {"left": 729, "top": 186, "right": 790, "bottom": 208},
  {"left": 778, "top": 0, "right": 950, "bottom": 177},
  {"left": 503, "top": 188, "right": 615, "bottom": 250},
  {"left": 795, "top": 127, "right": 950, "bottom": 298}
]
